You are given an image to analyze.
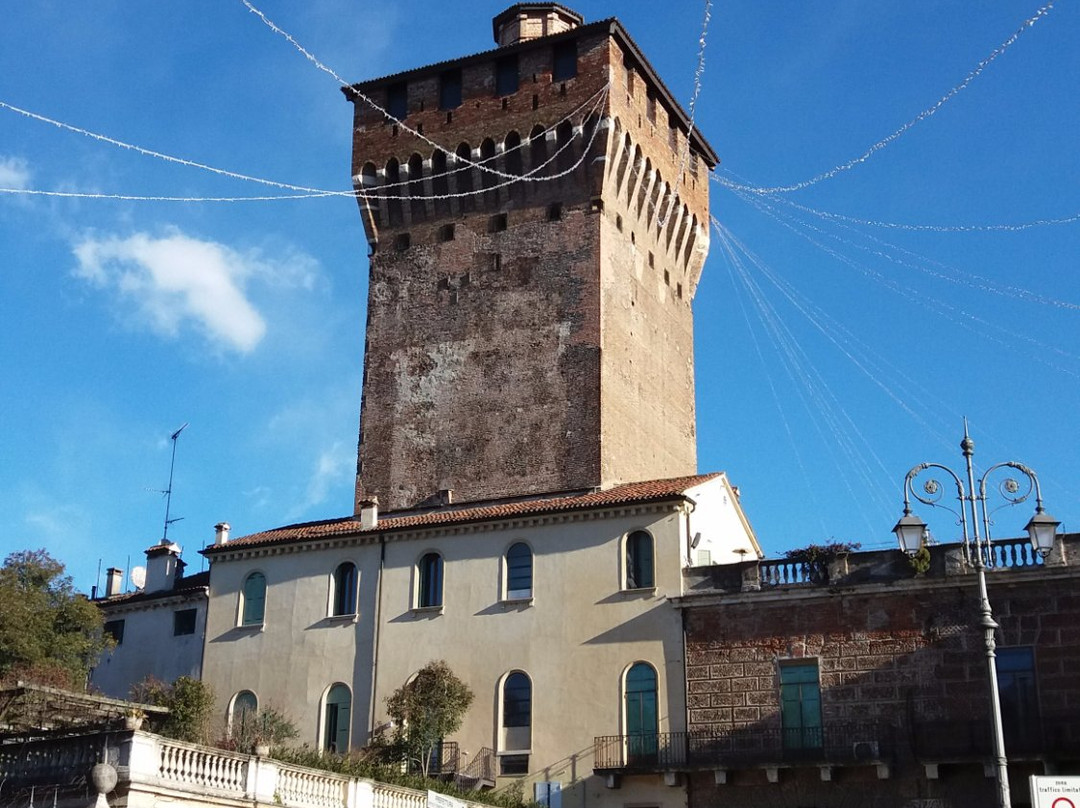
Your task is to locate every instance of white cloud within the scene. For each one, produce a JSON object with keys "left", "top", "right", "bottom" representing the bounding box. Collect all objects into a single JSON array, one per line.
[
  {"left": 70, "top": 228, "right": 314, "bottom": 353},
  {"left": 287, "top": 441, "right": 352, "bottom": 519},
  {"left": 0, "top": 155, "right": 31, "bottom": 190}
]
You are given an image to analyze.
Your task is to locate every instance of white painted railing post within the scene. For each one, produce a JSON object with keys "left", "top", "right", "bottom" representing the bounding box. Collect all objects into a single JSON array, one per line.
[
  {"left": 251, "top": 755, "right": 280, "bottom": 804},
  {"left": 353, "top": 777, "right": 375, "bottom": 808}
]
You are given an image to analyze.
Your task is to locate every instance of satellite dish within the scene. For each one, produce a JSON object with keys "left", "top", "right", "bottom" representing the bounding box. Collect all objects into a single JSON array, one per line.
[{"left": 130, "top": 566, "right": 147, "bottom": 590}]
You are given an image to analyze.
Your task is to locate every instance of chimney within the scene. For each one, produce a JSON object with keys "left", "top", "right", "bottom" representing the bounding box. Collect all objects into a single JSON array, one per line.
[
  {"left": 144, "top": 540, "right": 182, "bottom": 592},
  {"left": 359, "top": 497, "right": 379, "bottom": 531},
  {"left": 105, "top": 567, "right": 123, "bottom": 598},
  {"left": 492, "top": 3, "right": 583, "bottom": 46},
  {"left": 214, "top": 521, "right": 231, "bottom": 546}
]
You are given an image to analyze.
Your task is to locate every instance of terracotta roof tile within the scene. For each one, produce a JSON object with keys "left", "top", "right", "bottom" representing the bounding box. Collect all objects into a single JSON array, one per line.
[{"left": 208, "top": 473, "right": 721, "bottom": 554}]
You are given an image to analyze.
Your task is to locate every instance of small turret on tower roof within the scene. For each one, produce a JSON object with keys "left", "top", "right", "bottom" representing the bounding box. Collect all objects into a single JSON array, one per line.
[{"left": 492, "top": 3, "right": 584, "bottom": 46}]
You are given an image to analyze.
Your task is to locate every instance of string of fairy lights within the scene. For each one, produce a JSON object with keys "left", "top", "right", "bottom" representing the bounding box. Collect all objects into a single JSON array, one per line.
[{"left": 2, "top": 0, "right": 1077, "bottom": 521}]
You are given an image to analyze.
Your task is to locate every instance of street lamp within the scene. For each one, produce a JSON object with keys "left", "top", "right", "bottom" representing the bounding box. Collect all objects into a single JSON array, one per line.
[{"left": 892, "top": 421, "right": 1059, "bottom": 808}]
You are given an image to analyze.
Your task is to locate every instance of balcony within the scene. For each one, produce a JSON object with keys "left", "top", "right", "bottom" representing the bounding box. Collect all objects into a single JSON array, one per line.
[
  {"left": 914, "top": 716, "right": 1080, "bottom": 761},
  {"left": 595, "top": 721, "right": 895, "bottom": 776}
]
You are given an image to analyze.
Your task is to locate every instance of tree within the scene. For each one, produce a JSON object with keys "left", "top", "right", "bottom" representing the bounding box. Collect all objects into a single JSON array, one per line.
[
  {"left": 385, "top": 660, "right": 474, "bottom": 777},
  {"left": 0, "top": 549, "right": 109, "bottom": 689},
  {"left": 132, "top": 675, "right": 216, "bottom": 744}
]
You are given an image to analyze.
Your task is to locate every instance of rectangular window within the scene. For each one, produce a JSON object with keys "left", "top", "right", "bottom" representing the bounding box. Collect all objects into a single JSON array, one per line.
[
  {"left": 779, "top": 661, "right": 822, "bottom": 751},
  {"left": 997, "top": 647, "right": 1040, "bottom": 752},
  {"left": 646, "top": 90, "right": 657, "bottom": 124},
  {"left": 496, "top": 55, "right": 519, "bottom": 96},
  {"left": 386, "top": 82, "right": 407, "bottom": 121},
  {"left": 669, "top": 123, "right": 679, "bottom": 151},
  {"left": 103, "top": 619, "right": 125, "bottom": 645},
  {"left": 552, "top": 40, "right": 577, "bottom": 81},
  {"left": 439, "top": 69, "right": 462, "bottom": 110},
  {"left": 500, "top": 754, "right": 529, "bottom": 775},
  {"left": 173, "top": 608, "right": 197, "bottom": 636}
]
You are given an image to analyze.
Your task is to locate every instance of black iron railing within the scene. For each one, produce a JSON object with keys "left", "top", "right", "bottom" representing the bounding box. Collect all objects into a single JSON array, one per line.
[
  {"left": 595, "top": 722, "right": 893, "bottom": 771},
  {"left": 914, "top": 716, "right": 1080, "bottom": 759}
]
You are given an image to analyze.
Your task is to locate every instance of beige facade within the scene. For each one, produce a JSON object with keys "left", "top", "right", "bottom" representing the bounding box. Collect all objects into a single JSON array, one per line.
[{"left": 201, "top": 474, "right": 759, "bottom": 808}]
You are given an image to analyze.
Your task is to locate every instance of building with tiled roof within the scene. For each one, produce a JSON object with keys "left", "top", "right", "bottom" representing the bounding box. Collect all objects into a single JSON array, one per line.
[{"left": 90, "top": 540, "right": 210, "bottom": 699}]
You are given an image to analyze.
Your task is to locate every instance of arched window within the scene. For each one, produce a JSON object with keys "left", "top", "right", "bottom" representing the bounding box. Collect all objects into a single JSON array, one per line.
[
  {"left": 332, "top": 562, "right": 358, "bottom": 616},
  {"left": 240, "top": 572, "right": 266, "bottom": 625},
  {"left": 555, "top": 120, "right": 574, "bottom": 173},
  {"left": 229, "top": 690, "right": 257, "bottom": 735},
  {"left": 529, "top": 125, "right": 548, "bottom": 179},
  {"left": 625, "top": 531, "right": 654, "bottom": 589},
  {"left": 418, "top": 552, "right": 443, "bottom": 608},
  {"left": 499, "top": 671, "right": 532, "bottom": 775},
  {"left": 323, "top": 683, "right": 352, "bottom": 753},
  {"left": 505, "top": 543, "right": 533, "bottom": 600},
  {"left": 407, "top": 153, "right": 425, "bottom": 222},
  {"left": 385, "top": 157, "right": 403, "bottom": 227},
  {"left": 625, "top": 663, "right": 658, "bottom": 763}
]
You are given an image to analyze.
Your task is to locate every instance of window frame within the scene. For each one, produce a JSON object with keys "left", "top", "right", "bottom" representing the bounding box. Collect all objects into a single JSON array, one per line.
[
  {"left": 322, "top": 682, "right": 352, "bottom": 754},
  {"left": 103, "top": 619, "right": 125, "bottom": 645},
  {"left": 330, "top": 561, "right": 359, "bottom": 617},
  {"left": 416, "top": 551, "right": 444, "bottom": 610},
  {"left": 173, "top": 608, "right": 197, "bottom": 636},
  {"left": 504, "top": 542, "right": 533, "bottom": 601},
  {"left": 229, "top": 690, "right": 258, "bottom": 734},
  {"left": 239, "top": 571, "right": 267, "bottom": 627},
  {"left": 779, "top": 660, "right": 823, "bottom": 750},
  {"left": 623, "top": 661, "right": 659, "bottom": 764},
  {"left": 624, "top": 530, "right": 655, "bottom": 590}
]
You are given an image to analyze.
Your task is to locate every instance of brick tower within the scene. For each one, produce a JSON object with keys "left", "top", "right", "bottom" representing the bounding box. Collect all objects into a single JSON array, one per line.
[{"left": 344, "top": 3, "right": 717, "bottom": 512}]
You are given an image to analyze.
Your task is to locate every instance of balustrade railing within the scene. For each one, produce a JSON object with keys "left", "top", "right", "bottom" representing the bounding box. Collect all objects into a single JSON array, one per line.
[
  {"left": 759, "top": 559, "right": 828, "bottom": 587},
  {"left": 988, "top": 537, "right": 1042, "bottom": 569},
  {"left": 1, "top": 730, "right": 491, "bottom": 808},
  {"left": 157, "top": 737, "right": 248, "bottom": 793}
]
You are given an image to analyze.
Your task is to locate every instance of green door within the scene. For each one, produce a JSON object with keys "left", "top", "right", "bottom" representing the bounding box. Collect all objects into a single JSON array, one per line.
[
  {"left": 626, "top": 663, "right": 658, "bottom": 763},
  {"left": 780, "top": 663, "right": 822, "bottom": 752}
]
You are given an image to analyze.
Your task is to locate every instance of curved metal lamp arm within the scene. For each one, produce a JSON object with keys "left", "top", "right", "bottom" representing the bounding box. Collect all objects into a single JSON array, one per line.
[
  {"left": 977, "top": 461, "right": 1040, "bottom": 547},
  {"left": 904, "top": 461, "right": 969, "bottom": 536}
]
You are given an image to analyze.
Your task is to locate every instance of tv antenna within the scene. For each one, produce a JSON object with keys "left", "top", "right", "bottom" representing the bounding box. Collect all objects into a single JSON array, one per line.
[{"left": 160, "top": 423, "right": 188, "bottom": 542}]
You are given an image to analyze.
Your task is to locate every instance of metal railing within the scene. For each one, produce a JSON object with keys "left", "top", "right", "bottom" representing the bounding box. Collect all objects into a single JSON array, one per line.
[
  {"left": 914, "top": 716, "right": 1080, "bottom": 759},
  {"left": 595, "top": 722, "right": 893, "bottom": 771}
]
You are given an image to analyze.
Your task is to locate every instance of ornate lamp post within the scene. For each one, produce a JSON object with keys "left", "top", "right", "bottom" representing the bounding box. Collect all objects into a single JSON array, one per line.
[{"left": 892, "top": 422, "right": 1059, "bottom": 808}]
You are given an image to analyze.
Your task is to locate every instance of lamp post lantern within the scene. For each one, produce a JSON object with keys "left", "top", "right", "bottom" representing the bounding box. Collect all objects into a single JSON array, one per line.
[{"left": 893, "top": 421, "right": 1059, "bottom": 808}]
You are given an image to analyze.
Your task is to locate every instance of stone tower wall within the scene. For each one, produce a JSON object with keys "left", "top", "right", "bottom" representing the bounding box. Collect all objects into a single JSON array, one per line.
[{"left": 346, "top": 19, "right": 714, "bottom": 511}]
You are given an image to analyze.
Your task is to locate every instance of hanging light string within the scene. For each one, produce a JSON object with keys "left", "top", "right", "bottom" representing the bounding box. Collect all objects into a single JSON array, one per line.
[
  {"left": 0, "top": 86, "right": 607, "bottom": 204},
  {"left": 712, "top": 217, "right": 903, "bottom": 527},
  {"left": 713, "top": 170, "right": 1080, "bottom": 232},
  {"left": 242, "top": 0, "right": 610, "bottom": 186},
  {"left": 716, "top": 168, "right": 1080, "bottom": 312},
  {"left": 720, "top": 0, "right": 1056, "bottom": 195},
  {"left": 726, "top": 187, "right": 1080, "bottom": 378},
  {"left": 656, "top": 0, "right": 711, "bottom": 229},
  {"left": 0, "top": 188, "right": 337, "bottom": 202},
  {"left": 354, "top": 84, "right": 610, "bottom": 194},
  {"left": 0, "top": 98, "right": 347, "bottom": 196},
  {"left": 358, "top": 90, "right": 609, "bottom": 203}
]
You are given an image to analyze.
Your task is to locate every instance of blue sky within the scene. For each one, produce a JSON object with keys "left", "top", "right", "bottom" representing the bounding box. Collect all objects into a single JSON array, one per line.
[{"left": 1, "top": 1, "right": 1077, "bottom": 593}]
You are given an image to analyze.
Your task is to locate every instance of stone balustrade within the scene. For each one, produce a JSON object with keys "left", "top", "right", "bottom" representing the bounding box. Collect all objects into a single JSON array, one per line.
[{"left": 0, "top": 730, "right": 486, "bottom": 808}]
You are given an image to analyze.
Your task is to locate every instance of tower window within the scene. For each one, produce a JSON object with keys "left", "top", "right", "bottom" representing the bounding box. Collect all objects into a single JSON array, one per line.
[
  {"left": 394, "top": 233, "right": 411, "bottom": 251},
  {"left": 547, "top": 203, "right": 562, "bottom": 222},
  {"left": 646, "top": 91, "right": 657, "bottom": 125},
  {"left": 386, "top": 82, "right": 407, "bottom": 122},
  {"left": 439, "top": 69, "right": 462, "bottom": 110},
  {"left": 496, "top": 55, "right": 519, "bottom": 96},
  {"left": 552, "top": 40, "right": 577, "bottom": 81},
  {"left": 489, "top": 213, "right": 508, "bottom": 233},
  {"left": 438, "top": 223, "right": 456, "bottom": 242}
]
